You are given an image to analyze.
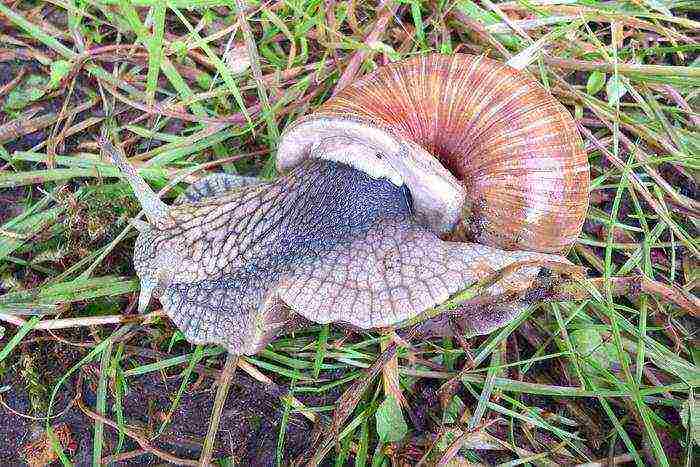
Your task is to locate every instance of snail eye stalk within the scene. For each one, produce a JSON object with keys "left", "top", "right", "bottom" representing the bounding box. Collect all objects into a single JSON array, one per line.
[{"left": 100, "top": 137, "right": 171, "bottom": 228}]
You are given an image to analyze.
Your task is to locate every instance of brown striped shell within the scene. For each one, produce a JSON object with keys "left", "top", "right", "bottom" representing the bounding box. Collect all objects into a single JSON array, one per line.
[{"left": 277, "top": 53, "right": 589, "bottom": 255}]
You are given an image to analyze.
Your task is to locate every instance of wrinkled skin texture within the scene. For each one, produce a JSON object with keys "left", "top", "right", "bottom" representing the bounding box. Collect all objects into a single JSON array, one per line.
[{"left": 133, "top": 158, "right": 570, "bottom": 354}]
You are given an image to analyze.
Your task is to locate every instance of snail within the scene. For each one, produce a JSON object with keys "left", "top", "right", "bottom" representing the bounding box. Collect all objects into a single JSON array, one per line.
[{"left": 104, "top": 54, "right": 589, "bottom": 355}]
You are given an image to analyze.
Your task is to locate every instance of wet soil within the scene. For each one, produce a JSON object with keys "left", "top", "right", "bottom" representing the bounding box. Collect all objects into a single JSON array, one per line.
[{"left": 0, "top": 340, "right": 336, "bottom": 466}]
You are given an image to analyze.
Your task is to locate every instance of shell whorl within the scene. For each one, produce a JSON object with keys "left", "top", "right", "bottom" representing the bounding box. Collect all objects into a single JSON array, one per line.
[{"left": 278, "top": 53, "right": 589, "bottom": 255}]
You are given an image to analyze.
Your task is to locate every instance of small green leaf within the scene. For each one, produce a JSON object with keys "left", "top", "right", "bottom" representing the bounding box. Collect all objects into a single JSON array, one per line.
[
  {"left": 442, "top": 394, "right": 465, "bottom": 424},
  {"left": 367, "top": 41, "right": 401, "bottom": 62},
  {"left": 171, "top": 40, "right": 188, "bottom": 61},
  {"left": 48, "top": 60, "right": 72, "bottom": 89},
  {"left": 606, "top": 75, "right": 628, "bottom": 106},
  {"left": 3, "top": 74, "right": 47, "bottom": 112},
  {"left": 586, "top": 71, "right": 606, "bottom": 95},
  {"left": 570, "top": 328, "right": 620, "bottom": 379},
  {"left": 375, "top": 395, "right": 407, "bottom": 443},
  {"left": 196, "top": 72, "right": 213, "bottom": 90}
]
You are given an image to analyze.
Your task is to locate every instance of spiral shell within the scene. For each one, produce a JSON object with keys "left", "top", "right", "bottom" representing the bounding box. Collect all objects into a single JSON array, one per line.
[{"left": 278, "top": 54, "right": 589, "bottom": 254}]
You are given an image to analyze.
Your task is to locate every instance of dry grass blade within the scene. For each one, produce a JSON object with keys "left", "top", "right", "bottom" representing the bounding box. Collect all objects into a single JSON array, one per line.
[
  {"left": 0, "top": 310, "right": 163, "bottom": 329},
  {"left": 332, "top": 0, "right": 399, "bottom": 94},
  {"left": 198, "top": 354, "right": 238, "bottom": 466}
]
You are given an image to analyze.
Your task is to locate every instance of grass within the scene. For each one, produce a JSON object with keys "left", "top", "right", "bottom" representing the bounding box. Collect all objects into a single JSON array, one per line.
[{"left": 0, "top": 0, "right": 698, "bottom": 465}]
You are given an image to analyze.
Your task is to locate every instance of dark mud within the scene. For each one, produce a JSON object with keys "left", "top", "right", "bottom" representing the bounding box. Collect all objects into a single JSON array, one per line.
[{"left": 0, "top": 339, "right": 337, "bottom": 466}]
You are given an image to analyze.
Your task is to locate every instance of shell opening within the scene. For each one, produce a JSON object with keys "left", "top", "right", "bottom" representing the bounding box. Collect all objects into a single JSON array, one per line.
[{"left": 277, "top": 116, "right": 466, "bottom": 235}]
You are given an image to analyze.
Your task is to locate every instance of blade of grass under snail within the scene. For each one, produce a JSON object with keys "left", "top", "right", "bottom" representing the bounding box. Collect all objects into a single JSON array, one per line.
[
  {"left": 275, "top": 376, "right": 296, "bottom": 467},
  {"left": 199, "top": 353, "right": 238, "bottom": 466},
  {"left": 313, "top": 324, "right": 330, "bottom": 378},
  {"left": 157, "top": 345, "right": 206, "bottom": 437},
  {"left": 92, "top": 338, "right": 112, "bottom": 466},
  {"left": 467, "top": 342, "right": 502, "bottom": 431}
]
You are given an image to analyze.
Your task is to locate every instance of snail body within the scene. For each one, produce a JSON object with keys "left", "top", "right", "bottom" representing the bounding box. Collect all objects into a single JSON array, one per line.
[{"left": 107, "top": 54, "right": 589, "bottom": 355}]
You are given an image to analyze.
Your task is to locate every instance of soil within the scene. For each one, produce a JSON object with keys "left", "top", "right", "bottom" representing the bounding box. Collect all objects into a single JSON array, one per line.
[{"left": 0, "top": 339, "right": 338, "bottom": 466}]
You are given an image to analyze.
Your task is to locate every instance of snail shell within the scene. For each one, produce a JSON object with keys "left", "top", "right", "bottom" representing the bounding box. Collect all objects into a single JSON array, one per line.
[{"left": 278, "top": 53, "right": 589, "bottom": 254}]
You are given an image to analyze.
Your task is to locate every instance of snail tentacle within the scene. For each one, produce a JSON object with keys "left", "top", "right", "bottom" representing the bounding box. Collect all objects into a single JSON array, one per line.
[{"left": 100, "top": 137, "right": 171, "bottom": 227}]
